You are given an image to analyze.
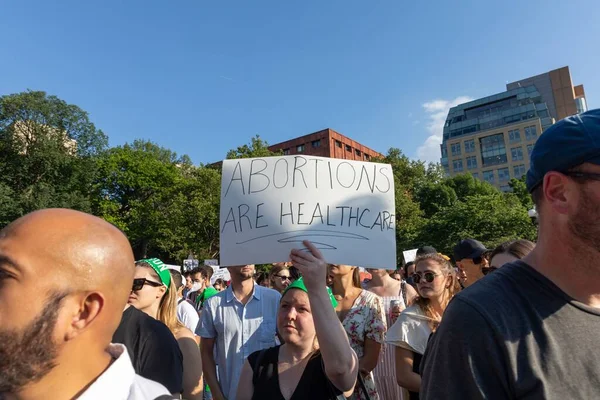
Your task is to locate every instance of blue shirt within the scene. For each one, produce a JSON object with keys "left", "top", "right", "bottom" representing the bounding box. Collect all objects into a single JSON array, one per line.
[{"left": 197, "top": 283, "right": 281, "bottom": 400}]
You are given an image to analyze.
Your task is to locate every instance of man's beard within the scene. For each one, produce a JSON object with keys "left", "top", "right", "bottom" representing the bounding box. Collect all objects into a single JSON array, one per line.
[
  {"left": 569, "top": 186, "right": 600, "bottom": 254},
  {"left": 0, "top": 292, "right": 68, "bottom": 394}
]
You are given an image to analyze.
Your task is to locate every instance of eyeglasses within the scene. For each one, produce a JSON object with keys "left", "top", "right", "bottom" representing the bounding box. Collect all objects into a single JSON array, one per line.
[
  {"left": 563, "top": 171, "right": 600, "bottom": 182},
  {"left": 275, "top": 275, "right": 291, "bottom": 281},
  {"left": 481, "top": 267, "right": 498, "bottom": 276},
  {"left": 132, "top": 278, "right": 163, "bottom": 291},
  {"left": 412, "top": 272, "right": 440, "bottom": 284}
]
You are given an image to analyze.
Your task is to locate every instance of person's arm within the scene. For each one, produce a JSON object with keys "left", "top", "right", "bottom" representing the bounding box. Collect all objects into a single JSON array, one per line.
[
  {"left": 359, "top": 293, "right": 386, "bottom": 376},
  {"left": 359, "top": 338, "right": 382, "bottom": 376},
  {"left": 405, "top": 284, "right": 418, "bottom": 306},
  {"left": 290, "top": 241, "right": 358, "bottom": 394},
  {"left": 178, "top": 331, "right": 204, "bottom": 400},
  {"left": 235, "top": 361, "right": 254, "bottom": 400},
  {"left": 394, "top": 346, "right": 421, "bottom": 392},
  {"left": 200, "top": 337, "right": 226, "bottom": 400},
  {"left": 197, "top": 302, "right": 226, "bottom": 400},
  {"left": 420, "top": 298, "right": 512, "bottom": 400}
]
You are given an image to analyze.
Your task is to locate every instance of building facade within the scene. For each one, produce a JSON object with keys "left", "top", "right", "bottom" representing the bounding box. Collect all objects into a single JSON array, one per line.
[
  {"left": 268, "top": 128, "right": 383, "bottom": 161},
  {"left": 441, "top": 66, "right": 587, "bottom": 191}
]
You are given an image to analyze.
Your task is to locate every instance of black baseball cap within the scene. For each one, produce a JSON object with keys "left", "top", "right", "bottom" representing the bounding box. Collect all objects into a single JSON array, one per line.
[
  {"left": 526, "top": 109, "right": 600, "bottom": 192},
  {"left": 454, "top": 239, "right": 487, "bottom": 261},
  {"left": 417, "top": 245, "right": 437, "bottom": 256}
]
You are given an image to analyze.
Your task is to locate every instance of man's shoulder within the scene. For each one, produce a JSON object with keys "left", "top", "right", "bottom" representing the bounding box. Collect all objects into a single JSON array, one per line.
[{"left": 257, "top": 285, "right": 282, "bottom": 300}]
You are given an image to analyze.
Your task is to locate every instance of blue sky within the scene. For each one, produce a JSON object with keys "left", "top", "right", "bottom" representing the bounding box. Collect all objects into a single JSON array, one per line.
[{"left": 1, "top": 0, "right": 598, "bottom": 164}]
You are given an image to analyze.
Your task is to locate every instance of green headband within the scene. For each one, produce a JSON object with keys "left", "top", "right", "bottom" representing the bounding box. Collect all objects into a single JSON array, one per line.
[
  {"left": 138, "top": 258, "right": 171, "bottom": 290},
  {"left": 282, "top": 277, "right": 338, "bottom": 308}
]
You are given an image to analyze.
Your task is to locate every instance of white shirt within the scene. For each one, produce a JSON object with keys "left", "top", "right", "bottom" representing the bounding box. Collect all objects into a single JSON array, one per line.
[
  {"left": 385, "top": 304, "right": 434, "bottom": 355},
  {"left": 78, "top": 343, "right": 170, "bottom": 400},
  {"left": 177, "top": 297, "right": 200, "bottom": 332},
  {"left": 197, "top": 284, "right": 281, "bottom": 400}
]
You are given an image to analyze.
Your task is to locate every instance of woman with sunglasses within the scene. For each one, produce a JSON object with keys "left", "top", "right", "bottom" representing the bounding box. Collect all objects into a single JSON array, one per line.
[
  {"left": 485, "top": 239, "right": 535, "bottom": 275},
  {"left": 330, "top": 264, "right": 387, "bottom": 400},
  {"left": 270, "top": 264, "right": 292, "bottom": 293},
  {"left": 386, "top": 253, "right": 461, "bottom": 400},
  {"left": 128, "top": 258, "right": 204, "bottom": 400},
  {"left": 236, "top": 241, "right": 358, "bottom": 400}
]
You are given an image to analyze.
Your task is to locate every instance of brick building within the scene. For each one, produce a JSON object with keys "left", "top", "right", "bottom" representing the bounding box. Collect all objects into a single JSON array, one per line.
[{"left": 268, "top": 128, "right": 383, "bottom": 161}]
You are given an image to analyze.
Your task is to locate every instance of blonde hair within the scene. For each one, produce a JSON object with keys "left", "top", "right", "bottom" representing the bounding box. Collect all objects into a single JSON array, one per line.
[
  {"left": 413, "top": 253, "right": 461, "bottom": 331},
  {"left": 137, "top": 263, "right": 185, "bottom": 335}
]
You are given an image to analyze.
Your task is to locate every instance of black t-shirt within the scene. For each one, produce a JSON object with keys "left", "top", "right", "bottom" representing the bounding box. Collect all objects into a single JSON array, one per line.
[
  {"left": 112, "top": 306, "right": 183, "bottom": 394},
  {"left": 248, "top": 345, "right": 343, "bottom": 400},
  {"left": 420, "top": 261, "right": 600, "bottom": 400}
]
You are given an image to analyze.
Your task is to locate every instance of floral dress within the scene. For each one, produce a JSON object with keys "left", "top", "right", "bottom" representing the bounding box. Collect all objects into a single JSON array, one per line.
[{"left": 341, "top": 290, "right": 387, "bottom": 400}]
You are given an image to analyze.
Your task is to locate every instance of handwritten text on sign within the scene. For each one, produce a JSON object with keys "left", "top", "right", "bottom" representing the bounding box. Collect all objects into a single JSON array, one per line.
[{"left": 219, "top": 155, "right": 397, "bottom": 269}]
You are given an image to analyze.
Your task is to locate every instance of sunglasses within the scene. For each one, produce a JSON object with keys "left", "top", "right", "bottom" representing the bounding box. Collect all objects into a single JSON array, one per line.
[
  {"left": 413, "top": 272, "right": 440, "bottom": 284},
  {"left": 481, "top": 267, "right": 498, "bottom": 276},
  {"left": 132, "top": 278, "right": 163, "bottom": 292},
  {"left": 275, "top": 275, "right": 291, "bottom": 281}
]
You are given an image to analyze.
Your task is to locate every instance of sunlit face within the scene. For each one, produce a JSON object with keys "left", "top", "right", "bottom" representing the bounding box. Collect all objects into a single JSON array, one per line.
[
  {"left": 185, "top": 275, "right": 192, "bottom": 289},
  {"left": 391, "top": 272, "right": 402, "bottom": 281},
  {"left": 406, "top": 264, "right": 416, "bottom": 278},
  {"left": 414, "top": 260, "right": 449, "bottom": 300},
  {"left": 228, "top": 265, "right": 255, "bottom": 281},
  {"left": 128, "top": 267, "right": 165, "bottom": 311},
  {"left": 271, "top": 269, "right": 291, "bottom": 292},
  {"left": 277, "top": 289, "right": 315, "bottom": 346},
  {"left": 490, "top": 253, "right": 518, "bottom": 269},
  {"left": 214, "top": 283, "right": 222, "bottom": 291},
  {"left": 458, "top": 256, "right": 487, "bottom": 287}
]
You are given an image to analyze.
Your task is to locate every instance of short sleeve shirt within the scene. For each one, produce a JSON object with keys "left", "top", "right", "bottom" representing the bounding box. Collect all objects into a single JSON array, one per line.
[{"left": 197, "top": 284, "right": 281, "bottom": 400}]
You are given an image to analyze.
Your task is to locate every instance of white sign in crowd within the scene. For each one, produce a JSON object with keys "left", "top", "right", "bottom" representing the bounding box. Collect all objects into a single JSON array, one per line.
[{"left": 219, "top": 155, "right": 397, "bottom": 269}]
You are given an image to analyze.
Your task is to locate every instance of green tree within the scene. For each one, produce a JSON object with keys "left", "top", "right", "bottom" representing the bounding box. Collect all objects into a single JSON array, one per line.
[
  {"left": 444, "top": 173, "right": 499, "bottom": 201},
  {"left": 0, "top": 91, "right": 108, "bottom": 226},
  {"left": 509, "top": 176, "right": 533, "bottom": 210},
  {"left": 226, "top": 135, "right": 282, "bottom": 159},
  {"left": 419, "top": 193, "right": 537, "bottom": 256},
  {"left": 92, "top": 140, "right": 190, "bottom": 260},
  {"left": 415, "top": 182, "right": 458, "bottom": 218}
]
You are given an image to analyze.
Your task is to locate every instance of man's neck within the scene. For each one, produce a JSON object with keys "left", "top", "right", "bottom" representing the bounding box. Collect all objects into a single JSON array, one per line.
[
  {"left": 232, "top": 278, "right": 255, "bottom": 305},
  {"left": 9, "top": 347, "right": 112, "bottom": 400},
  {"left": 526, "top": 233, "right": 600, "bottom": 308}
]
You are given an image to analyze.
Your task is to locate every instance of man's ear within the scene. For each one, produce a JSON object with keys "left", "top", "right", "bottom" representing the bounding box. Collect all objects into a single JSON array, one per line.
[{"left": 64, "top": 292, "right": 105, "bottom": 341}]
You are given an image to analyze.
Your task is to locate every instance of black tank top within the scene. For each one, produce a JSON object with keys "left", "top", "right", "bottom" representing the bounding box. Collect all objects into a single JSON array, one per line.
[{"left": 248, "top": 345, "right": 343, "bottom": 400}]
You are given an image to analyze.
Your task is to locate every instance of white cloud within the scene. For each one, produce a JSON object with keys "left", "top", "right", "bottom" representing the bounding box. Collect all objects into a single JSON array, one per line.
[{"left": 416, "top": 96, "right": 473, "bottom": 163}]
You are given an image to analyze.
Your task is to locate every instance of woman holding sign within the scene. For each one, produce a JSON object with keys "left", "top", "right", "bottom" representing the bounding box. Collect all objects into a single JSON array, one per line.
[
  {"left": 236, "top": 241, "right": 358, "bottom": 400},
  {"left": 330, "top": 265, "right": 387, "bottom": 400}
]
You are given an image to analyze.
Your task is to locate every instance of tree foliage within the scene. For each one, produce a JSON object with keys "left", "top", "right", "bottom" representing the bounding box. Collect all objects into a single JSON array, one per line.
[{"left": 0, "top": 90, "right": 538, "bottom": 266}]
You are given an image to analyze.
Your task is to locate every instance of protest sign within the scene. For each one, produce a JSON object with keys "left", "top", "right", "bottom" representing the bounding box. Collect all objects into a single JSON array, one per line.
[
  {"left": 402, "top": 249, "right": 418, "bottom": 263},
  {"left": 219, "top": 155, "right": 396, "bottom": 269},
  {"left": 204, "top": 259, "right": 219, "bottom": 266},
  {"left": 211, "top": 268, "right": 231, "bottom": 284}
]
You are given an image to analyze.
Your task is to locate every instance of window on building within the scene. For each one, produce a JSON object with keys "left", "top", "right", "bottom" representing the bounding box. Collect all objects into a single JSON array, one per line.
[
  {"left": 296, "top": 144, "right": 304, "bottom": 152},
  {"left": 355, "top": 149, "right": 361, "bottom": 157},
  {"left": 335, "top": 140, "right": 342, "bottom": 148},
  {"left": 464, "top": 139, "right": 475, "bottom": 153},
  {"left": 525, "top": 125, "right": 538, "bottom": 141},
  {"left": 514, "top": 164, "right": 526, "bottom": 179},
  {"left": 498, "top": 167, "right": 510, "bottom": 182},
  {"left": 452, "top": 159, "right": 464, "bottom": 172},
  {"left": 527, "top": 144, "right": 534, "bottom": 157},
  {"left": 364, "top": 154, "right": 370, "bottom": 161},
  {"left": 511, "top": 146, "right": 524, "bottom": 161},
  {"left": 509, "top": 129, "right": 521, "bottom": 144},
  {"left": 451, "top": 143, "right": 462, "bottom": 156},
  {"left": 483, "top": 170, "right": 495, "bottom": 184},
  {"left": 345, "top": 144, "right": 352, "bottom": 152},
  {"left": 466, "top": 156, "right": 477, "bottom": 169},
  {"left": 311, "top": 140, "right": 321, "bottom": 148},
  {"left": 480, "top": 133, "right": 507, "bottom": 166},
  {"left": 283, "top": 148, "right": 290, "bottom": 155},
  {"left": 441, "top": 145, "right": 448, "bottom": 158},
  {"left": 472, "top": 172, "right": 479, "bottom": 180}
]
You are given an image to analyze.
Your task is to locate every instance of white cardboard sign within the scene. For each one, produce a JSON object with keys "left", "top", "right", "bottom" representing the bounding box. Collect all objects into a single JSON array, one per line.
[
  {"left": 211, "top": 268, "right": 231, "bottom": 284},
  {"left": 402, "top": 249, "right": 418, "bottom": 263},
  {"left": 219, "top": 155, "right": 396, "bottom": 269}
]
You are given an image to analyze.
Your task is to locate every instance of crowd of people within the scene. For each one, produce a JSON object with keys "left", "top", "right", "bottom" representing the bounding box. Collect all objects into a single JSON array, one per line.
[{"left": 1, "top": 109, "right": 599, "bottom": 400}]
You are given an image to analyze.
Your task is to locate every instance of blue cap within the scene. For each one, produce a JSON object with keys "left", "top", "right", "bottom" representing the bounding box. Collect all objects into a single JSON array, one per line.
[{"left": 526, "top": 109, "right": 600, "bottom": 192}]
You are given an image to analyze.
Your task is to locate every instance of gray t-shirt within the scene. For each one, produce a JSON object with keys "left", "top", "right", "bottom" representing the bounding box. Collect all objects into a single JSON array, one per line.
[{"left": 420, "top": 261, "right": 600, "bottom": 400}]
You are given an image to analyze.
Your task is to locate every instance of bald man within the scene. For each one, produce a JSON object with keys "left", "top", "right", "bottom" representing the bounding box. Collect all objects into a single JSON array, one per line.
[{"left": 0, "top": 209, "right": 172, "bottom": 400}]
